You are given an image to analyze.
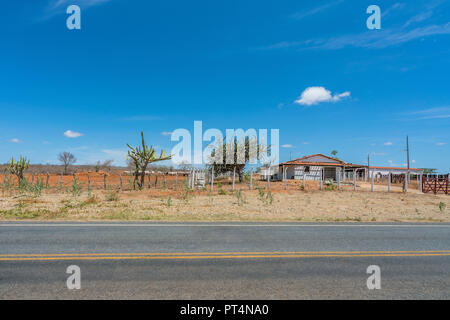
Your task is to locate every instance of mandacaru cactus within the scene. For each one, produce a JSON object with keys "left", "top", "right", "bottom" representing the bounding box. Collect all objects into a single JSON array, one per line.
[
  {"left": 127, "top": 132, "right": 172, "bottom": 190},
  {"left": 8, "top": 155, "right": 30, "bottom": 182}
]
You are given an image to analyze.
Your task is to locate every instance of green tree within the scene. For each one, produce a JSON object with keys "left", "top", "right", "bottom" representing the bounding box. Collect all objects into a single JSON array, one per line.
[
  {"left": 331, "top": 150, "right": 338, "bottom": 156},
  {"left": 127, "top": 132, "right": 172, "bottom": 190},
  {"left": 209, "top": 137, "right": 268, "bottom": 183}
]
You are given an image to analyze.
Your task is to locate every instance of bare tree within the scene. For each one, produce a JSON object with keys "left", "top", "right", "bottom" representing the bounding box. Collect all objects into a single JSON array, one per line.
[
  {"left": 95, "top": 159, "right": 114, "bottom": 172},
  {"left": 58, "top": 152, "right": 76, "bottom": 175}
]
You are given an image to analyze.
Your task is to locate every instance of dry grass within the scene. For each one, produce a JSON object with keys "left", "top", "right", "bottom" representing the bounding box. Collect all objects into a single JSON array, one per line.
[{"left": 0, "top": 181, "right": 448, "bottom": 222}]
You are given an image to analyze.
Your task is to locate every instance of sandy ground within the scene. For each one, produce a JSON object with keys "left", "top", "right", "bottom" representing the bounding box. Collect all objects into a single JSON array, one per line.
[{"left": 0, "top": 179, "right": 448, "bottom": 222}]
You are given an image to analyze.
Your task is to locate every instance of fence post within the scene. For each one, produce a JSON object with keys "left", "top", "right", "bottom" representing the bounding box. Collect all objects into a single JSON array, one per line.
[
  {"left": 155, "top": 174, "right": 158, "bottom": 188},
  {"left": 46, "top": 173, "right": 50, "bottom": 188},
  {"left": 404, "top": 173, "right": 408, "bottom": 193},
  {"left": 188, "top": 171, "right": 191, "bottom": 189},
  {"left": 175, "top": 172, "right": 178, "bottom": 191},
  {"left": 320, "top": 168, "right": 323, "bottom": 190},
  {"left": 337, "top": 169, "right": 341, "bottom": 191},
  {"left": 446, "top": 175, "right": 449, "bottom": 195},
  {"left": 87, "top": 172, "right": 91, "bottom": 190},
  {"left": 31, "top": 173, "right": 34, "bottom": 185},
  {"left": 119, "top": 174, "right": 123, "bottom": 191},
  {"left": 419, "top": 174, "right": 423, "bottom": 193},
  {"left": 387, "top": 171, "right": 391, "bottom": 192},
  {"left": 249, "top": 169, "right": 253, "bottom": 190},
  {"left": 266, "top": 170, "right": 270, "bottom": 191},
  {"left": 302, "top": 173, "right": 305, "bottom": 190},
  {"left": 103, "top": 174, "right": 106, "bottom": 190},
  {"left": 164, "top": 173, "right": 167, "bottom": 189},
  {"left": 371, "top": 170, "right": 374, "bottom": 192},
  {"left": 434, "top": 175, "right": 437, "bottom": 195},
  {"left": 284, "top": 166, "right": 287, "bottom": 190},
  {"left": 210, "top": 167, "right": 214, "bottom": 191},
  {"left": 353, "top": 169, "right": 356, "bottom": 191},
  {"left": 232, "top": 167, "right": 236, "bottom": 190}
]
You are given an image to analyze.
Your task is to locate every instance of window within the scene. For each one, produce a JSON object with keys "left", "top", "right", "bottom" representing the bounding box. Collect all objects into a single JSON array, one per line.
[{"left": 304, "top": 166, "right": 310, "bottom": 173}]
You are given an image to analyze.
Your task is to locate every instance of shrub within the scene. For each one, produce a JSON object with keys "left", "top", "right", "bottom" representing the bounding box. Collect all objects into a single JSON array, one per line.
[
  {"left": 32, "top": 177, "right": 44, "bottom": 198},
  {"left": 2, "top": 172, "right": 13, "bottom": 195},
  {"left": 105, "top": 189, "right": 120, "bottom": 202},
  {"left": 439, "top": 202, "right": 446, "bottom": 213},
  {"left": 266, "top": 191, "right": 273, "bottom": 205},
  {"left": 235, "top": 189, "right": 246, "bottom": 206},
  {"left": 71, "top": 175, "right": 82, "bottom": 197}
]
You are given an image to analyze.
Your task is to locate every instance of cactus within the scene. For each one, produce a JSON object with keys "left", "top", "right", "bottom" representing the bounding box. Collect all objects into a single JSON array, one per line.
[
  {"left": 8, "top": 156, "right": 30, "bottom": 183},
  {"left": 127, "top": 132, "right": 172, "bottom": 190}
]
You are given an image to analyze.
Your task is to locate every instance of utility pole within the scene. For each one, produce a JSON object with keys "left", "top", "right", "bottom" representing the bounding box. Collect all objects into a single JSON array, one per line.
[
  {"left": 290, "top": 151, "right": 292, "bottom": 161},
  {"left": 367, "top": 154, "right": 370, "bottom": 182}
]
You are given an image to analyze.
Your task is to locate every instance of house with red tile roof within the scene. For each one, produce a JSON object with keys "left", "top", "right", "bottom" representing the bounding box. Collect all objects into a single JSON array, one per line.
[{"left": 264, "top": 154, "right": 424, "bottom": 181}]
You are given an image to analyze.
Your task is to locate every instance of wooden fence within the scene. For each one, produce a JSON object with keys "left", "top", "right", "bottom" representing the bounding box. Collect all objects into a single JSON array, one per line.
[{"left": 422, "top": 176, "right": 449, "bottom": 195}]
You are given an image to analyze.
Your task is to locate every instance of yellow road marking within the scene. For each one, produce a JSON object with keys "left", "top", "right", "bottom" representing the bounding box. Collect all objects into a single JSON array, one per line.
[
  {"left": 0, "top": 251, "right": 449, "bottom": 261},
  {"left": 1, "top": 250, "right": 449, "bottom": 257}
]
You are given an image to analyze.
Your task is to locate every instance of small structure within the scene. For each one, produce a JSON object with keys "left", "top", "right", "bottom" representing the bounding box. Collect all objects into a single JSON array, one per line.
[
  {"left": 272, "top": 154, "right": 365, "bottom": 181},
  {"left": 368, "top": 166, "right": 424, "bottom": 180}
]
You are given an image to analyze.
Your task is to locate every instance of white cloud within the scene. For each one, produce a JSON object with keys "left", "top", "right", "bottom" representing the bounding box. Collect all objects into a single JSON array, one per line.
[
  {"left": 39, "top": 0, "right": 112, "bottom": 22},
  {"left": 161, "top": 131, "right": 172, "bottom": 136},
  {"left": 10, "top": 138, "right": 22, "bottom": 143},
  {"left": 384, "top": 142, "right": 393, "bottom": 146},
  {"left": 281, "top": 144, "right": 294, "bottom": 148},
  {"left": 412, "top": 160, "right": 416, "bottom": 163},
  {"left": 404, "top": 107, "right": 450, "bottom": 120},
  {"left": 436, "top": 142, "right": 446, "bottom": 146},
  {"left": 294, "top": 86, "right": 350, "bottom": 106},
  {"left": 302, "top": 142, "right": 309, "bottom": 145},
  {"left": 64, "top": 130, "right": 83, "bottom": 138},
  {"left": 263, "top": 22, "right": 450, "bottom": 51},
  {"left": 290, "top": 0, "right": 343, "bottom": 20}
]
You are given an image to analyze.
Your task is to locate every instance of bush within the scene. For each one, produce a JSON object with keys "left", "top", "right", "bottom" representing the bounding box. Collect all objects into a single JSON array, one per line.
[
  {"left": 71, "top": 176, "right": 82, "bottom": 197},
  {"left": 105, "top": 189, "right": 120, "bottom": 202},
  {"left": 235, "top": 189, "right": 246, "bottom": 206}
]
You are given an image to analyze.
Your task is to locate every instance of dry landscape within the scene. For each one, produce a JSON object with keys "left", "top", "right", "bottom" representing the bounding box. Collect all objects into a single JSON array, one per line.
[{"left": 0, "top": 172, "right": 448, "bottom": 222}]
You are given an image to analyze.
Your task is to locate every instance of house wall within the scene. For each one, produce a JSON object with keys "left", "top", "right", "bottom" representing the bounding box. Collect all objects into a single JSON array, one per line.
[
  {"left": 280, "top": 165, "right": 343, "bottom": 181},
  {"left": 292, "top": 166, "right": 322, "bottom": 181}
]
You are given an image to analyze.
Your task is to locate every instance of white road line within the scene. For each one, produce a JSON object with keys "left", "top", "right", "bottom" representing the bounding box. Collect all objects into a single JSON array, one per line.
[{"left": 0, "top": 223, "right": 449, "bottom": 228}]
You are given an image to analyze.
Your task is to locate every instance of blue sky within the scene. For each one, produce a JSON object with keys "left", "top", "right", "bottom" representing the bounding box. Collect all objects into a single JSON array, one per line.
[{"left": 1, "top": 0, "right": 449, "bottom": 172}]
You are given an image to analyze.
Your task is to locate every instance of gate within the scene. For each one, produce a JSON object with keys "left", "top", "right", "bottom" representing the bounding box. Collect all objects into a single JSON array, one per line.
[{"left": 422, "top": 176, "right": 449, "bottom": 194}]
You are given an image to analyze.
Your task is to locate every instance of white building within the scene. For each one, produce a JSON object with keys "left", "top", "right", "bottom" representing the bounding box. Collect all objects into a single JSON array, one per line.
[{"left": 272, "top": 154, "right": 365, "bottom": 181}]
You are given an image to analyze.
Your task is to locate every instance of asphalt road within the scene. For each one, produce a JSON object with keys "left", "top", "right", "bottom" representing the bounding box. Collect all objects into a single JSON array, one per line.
[{"left": 0, "top": 222, "right": 449, "bottom": 299}]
